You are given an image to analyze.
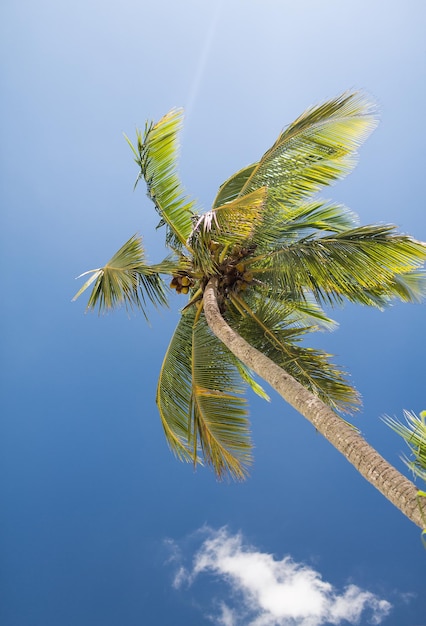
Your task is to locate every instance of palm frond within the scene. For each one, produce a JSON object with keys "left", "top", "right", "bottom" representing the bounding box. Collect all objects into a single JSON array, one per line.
[
  {"left": 215, "top": 91, "right": 376, "bottom": 211},
  {"left": 156, "top": 310, "right": 198, "bottom": 465},
  {"left": 191, "top": 317, "right": 252, "bottom": 478},
  {"left": 225, "top": 291, "right": 360, "bottom": 413},
  {"left": 157, "top": 309, "right": 252, "bottom": 479},
  {"left": 251, "top": 226, "right": 426, "bottom": 307},
  {"left": 125, "top": 109, "right": 197, "bottom": 250},
  {"left": 212, "top": 163, "right": 257, "bottom": 208},
  {"left": 271, "top": 200, "right": 359, "bottom": 238},
  {"left": 250, "top": 199, "right": 360, "bottom": 255},
  {"left": 383, "top": 410, "right": 426, "bottom": 482},
  {"left": 265, "top": 291, "right": 339, "bottom": 332},
  {"left": 72, "top": 234, "right": 177, "bottom": 317}
]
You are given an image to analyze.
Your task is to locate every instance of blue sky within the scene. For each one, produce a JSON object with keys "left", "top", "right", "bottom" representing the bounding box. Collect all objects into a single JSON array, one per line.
[{"left": 1, "top": 1, "right": 426, "bottom": 624}]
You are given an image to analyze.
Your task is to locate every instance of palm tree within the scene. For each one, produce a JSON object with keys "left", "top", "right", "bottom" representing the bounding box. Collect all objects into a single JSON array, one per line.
[{"left": 73, "top": 92, "right": 426, "bottom": 527}]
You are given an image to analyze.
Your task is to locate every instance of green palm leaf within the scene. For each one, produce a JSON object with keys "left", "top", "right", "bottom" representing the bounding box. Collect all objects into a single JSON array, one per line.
[
  {"left": 212, "top": 163, "right": 257, "bottom": 208},
  {"left": 157, "top": 309, "right": 252, "bottom": 479},
  {"left": 383, "top": 410, "right": 426, "bottom": 482},
  {"left": 214, "top": 91, "right": 376, "bottom": 211},
  {"left": 72, "top": 234, "right": 177, "bottom": 317},
  {"left": 387, "top": 270, "right": 426, "bottom": 303},
  {"left": 249, "top": 199, "right": 360, "bottom": 255},
  {"left": 225, "top": 294, "right": 338, "bottom": 403},
  {"left": 125, "top": 109, "right": 196, "bottom": 250},
  {"left": 264, "top": 200, "right": 359, "bottom": 240},
  {"left": 251, "top": 226, "right": 426, "bottom": 306},
  {"left": 256, "top": 289, "right": 339, "bottom": 332},
  {"left": 225, "top": 291, "right": 360, "bottom": 413},
  {"left": 155, "top": 310, "right": 197, "bottom": 465}
]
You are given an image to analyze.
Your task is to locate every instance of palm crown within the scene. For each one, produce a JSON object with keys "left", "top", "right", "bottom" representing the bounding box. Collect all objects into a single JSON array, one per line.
[{"left": 74, "top": 92, "right": 426, "bottom": 480}]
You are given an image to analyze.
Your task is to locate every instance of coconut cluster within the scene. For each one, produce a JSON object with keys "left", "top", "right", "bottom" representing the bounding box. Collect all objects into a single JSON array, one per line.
[
  {"left": 170, "top": 243, "right": 256, "bottom": 305},
  {"left": 221, "top": 261, "right": 253, "bottom": 293},
  {"left": 213, "top": 244, "right": 257, "bottom": 312},
  {"left": 169, "top": 274, "right": 194, "bottom": 294}
]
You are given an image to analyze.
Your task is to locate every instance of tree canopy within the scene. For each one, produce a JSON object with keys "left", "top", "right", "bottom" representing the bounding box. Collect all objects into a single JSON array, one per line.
[{"left": 74, "top": 92, "right": 426, "bottom": 481}]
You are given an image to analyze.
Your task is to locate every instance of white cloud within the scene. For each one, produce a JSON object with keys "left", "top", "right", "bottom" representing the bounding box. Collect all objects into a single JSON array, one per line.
[
  {"left": 217, "top": 602, "right": 237, "bottom": 626},
  {"left": 171, "top": 527, "right": 392, "bottom": 626}
]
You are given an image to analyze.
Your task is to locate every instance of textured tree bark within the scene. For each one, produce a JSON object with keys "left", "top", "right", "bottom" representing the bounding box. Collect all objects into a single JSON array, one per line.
[{"left": 204, "top": 277, "right": 426, "bottom": 529}]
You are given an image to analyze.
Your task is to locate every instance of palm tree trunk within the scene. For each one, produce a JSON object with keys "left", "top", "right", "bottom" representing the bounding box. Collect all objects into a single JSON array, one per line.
[{"left": 204, "top": 277, "right": 426, "bottom": 529}]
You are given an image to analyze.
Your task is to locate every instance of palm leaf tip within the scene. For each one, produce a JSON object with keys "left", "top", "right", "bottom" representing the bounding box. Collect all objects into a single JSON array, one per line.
[{"left": 72, "top": 268, "right": 103, "bottom": 302}]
